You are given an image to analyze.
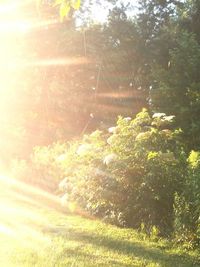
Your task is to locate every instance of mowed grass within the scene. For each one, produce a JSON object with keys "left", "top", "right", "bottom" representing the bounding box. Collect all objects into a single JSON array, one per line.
[{"left": 0, "top": 177, "right": 199, "bottom": 267}]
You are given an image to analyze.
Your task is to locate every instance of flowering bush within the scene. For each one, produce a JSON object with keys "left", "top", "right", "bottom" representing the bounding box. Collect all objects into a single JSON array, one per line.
[
  {"left": 58, "top": 109, "right": 187, "bottom": 233},
  {"left": 12, "top": 109, "right": 187, "bottom": 235}
]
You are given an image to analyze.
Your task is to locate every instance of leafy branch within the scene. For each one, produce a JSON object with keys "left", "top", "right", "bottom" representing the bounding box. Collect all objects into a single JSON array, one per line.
[{"left": 37, "top": 0, "right": 81, "bottom": 19}]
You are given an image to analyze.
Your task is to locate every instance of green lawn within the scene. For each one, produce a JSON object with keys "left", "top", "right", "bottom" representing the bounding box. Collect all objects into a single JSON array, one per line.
[{"left": 0, "top": 176, "right": 199, "bottom": 267}]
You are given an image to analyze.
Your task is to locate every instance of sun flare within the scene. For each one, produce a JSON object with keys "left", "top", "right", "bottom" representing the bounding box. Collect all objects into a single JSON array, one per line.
[{"left": 0, "top": 173, "right": 60, "bottom": 245}]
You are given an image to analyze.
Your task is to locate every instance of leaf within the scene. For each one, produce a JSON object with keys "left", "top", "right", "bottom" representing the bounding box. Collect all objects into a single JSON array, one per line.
[
  {"left": 60, "top": 2, "right": 71, "bottom": 20},
  {"left": 148, "top": 151, "right": 158, "bottom": 160},
  {"left": 71, "top": 0, "right": 81, "bottom": 10},
  {"left": 52, "top": 0, "right": 81, "bottom": 19}
]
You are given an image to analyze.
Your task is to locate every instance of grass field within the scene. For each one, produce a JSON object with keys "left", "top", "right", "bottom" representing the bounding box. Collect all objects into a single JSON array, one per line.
[{"left": 0, "top": 175, "right": 199, "bottom": 267}]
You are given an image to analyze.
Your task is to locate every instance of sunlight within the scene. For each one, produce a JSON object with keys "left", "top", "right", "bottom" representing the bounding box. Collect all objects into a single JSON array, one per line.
[
  {"left": 0, "top": 174, "right": 59, "bottom": 252},
  {"left": 0, "top": 223, "right": 13, "bottom": 236},
  {"left": 0, "top": 0, "right": 30, "bottom": 14},
  {"left": 0, "top": 0, "right": 199, "bottom": 265},
  {"left": 0, "top": 2, "right": 24, "bottom": 95},
  {"left": 0, "top": 174, "right": 61, "bottom": 207},
  {"left": 0, "top": 1, "right": 31, "bottom": 32},
  {"left": 0, "top": 0, "right": 89, "bottom": 167},
  {"left": 0, "top": 18, "right": 61, "bottom": 34},
  {"left": 21, "top": 56, "right": 90, "bottom": 67}
]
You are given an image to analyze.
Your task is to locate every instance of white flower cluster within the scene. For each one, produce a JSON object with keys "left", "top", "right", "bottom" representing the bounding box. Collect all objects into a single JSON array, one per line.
[
  {"left": 124, "top": 117, "right": 132, "bottom": 122},
  {"left": 56, "top": 154, "right": 67, "bottom": 163},
  {"left": 153, "top": 113, "right": 175, "bottom": 122},
  {"left": 108, "top": 127, "right": 117, "bottom": 134},
  {"left": 152, "top": 113, "right": 166, "bottom": 118},
  {"left": 103, "top": 153, "right": 118, "bottom": 165},
  {"left": 76, "top": 144, "right": 92, "bottom": 156}
]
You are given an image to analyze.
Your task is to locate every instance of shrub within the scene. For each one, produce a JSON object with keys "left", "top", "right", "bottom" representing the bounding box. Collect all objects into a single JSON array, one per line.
[
  {"left": 174, "top": 151, "right": 200, "bottom": 245},
  {"left": 11, "top": 109, "right": 188, "bottom": 235},
  {"left": 59, "top": 109, "right": 187, "bottom": 234}
]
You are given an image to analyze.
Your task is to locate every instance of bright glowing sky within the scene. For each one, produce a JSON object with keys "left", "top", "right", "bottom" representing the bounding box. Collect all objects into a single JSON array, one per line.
[{"left": 76, "top": 0, "right": 139, "bottom": 26}]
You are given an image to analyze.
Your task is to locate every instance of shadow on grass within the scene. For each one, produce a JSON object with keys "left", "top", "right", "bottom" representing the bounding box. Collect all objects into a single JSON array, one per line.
[
  {"left": 57, "top": 248, "right": 132, "bottom": 267},
  {"left": 3, "top": 182, "right": 199, "bottom": 267},
  {"left": 55, "top": 229, "right": 199, "bottom": 267}
]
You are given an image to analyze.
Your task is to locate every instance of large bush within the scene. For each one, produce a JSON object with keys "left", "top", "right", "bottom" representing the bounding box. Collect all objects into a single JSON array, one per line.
[{"left": 59, "top": 109, "right": 187, "bottom": 234}]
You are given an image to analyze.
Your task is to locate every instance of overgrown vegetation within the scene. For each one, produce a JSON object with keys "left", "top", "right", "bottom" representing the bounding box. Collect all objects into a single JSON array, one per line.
[
  {"left": 13, "top": 109, "right": 199, "bottom": 246},
  {"left": 2, "top": 0, "right": 200, "bottom": 262},
  {"left": 58, "top": 110, "right": 186, "bottom": 233}
]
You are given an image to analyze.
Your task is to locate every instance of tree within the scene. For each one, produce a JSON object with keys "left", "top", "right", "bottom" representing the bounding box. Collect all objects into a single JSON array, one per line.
[{"left": 150, "top": 31, "right": 200, "bottom": 150}]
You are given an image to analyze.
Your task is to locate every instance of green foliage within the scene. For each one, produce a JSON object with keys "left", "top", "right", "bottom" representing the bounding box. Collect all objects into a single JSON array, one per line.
[
  {"left": 30, "top": 143, "right": 68, "bottom": 191},
  {"left": 57, "top": 109, "right": 186, "bottom": 234},
  {"left": 5, "top": 0, "right": 200, "bottom": 249},
  {"left": 174, "top": 151, "right": 200, "bottom": 245},
  {"left": 136, "top": 1, "right": 200, "bottom": 151},
  {"left": 2, "top": 190, "right": 199, "bottom": 267},
  {"left": 56, "top": 0, "right": 81, "bottom": 19},
  {"left": 13, "top": 110, "right": 186, "bottom": 234},
  {"left": 37, "top": 0, "right": 81, "bottom": 19},
  {"left": 11, "top": 143, "right": 68, "bottom": 192},
  {"left": 150, "top": 31, "right": 200, "bottom": 150}
]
